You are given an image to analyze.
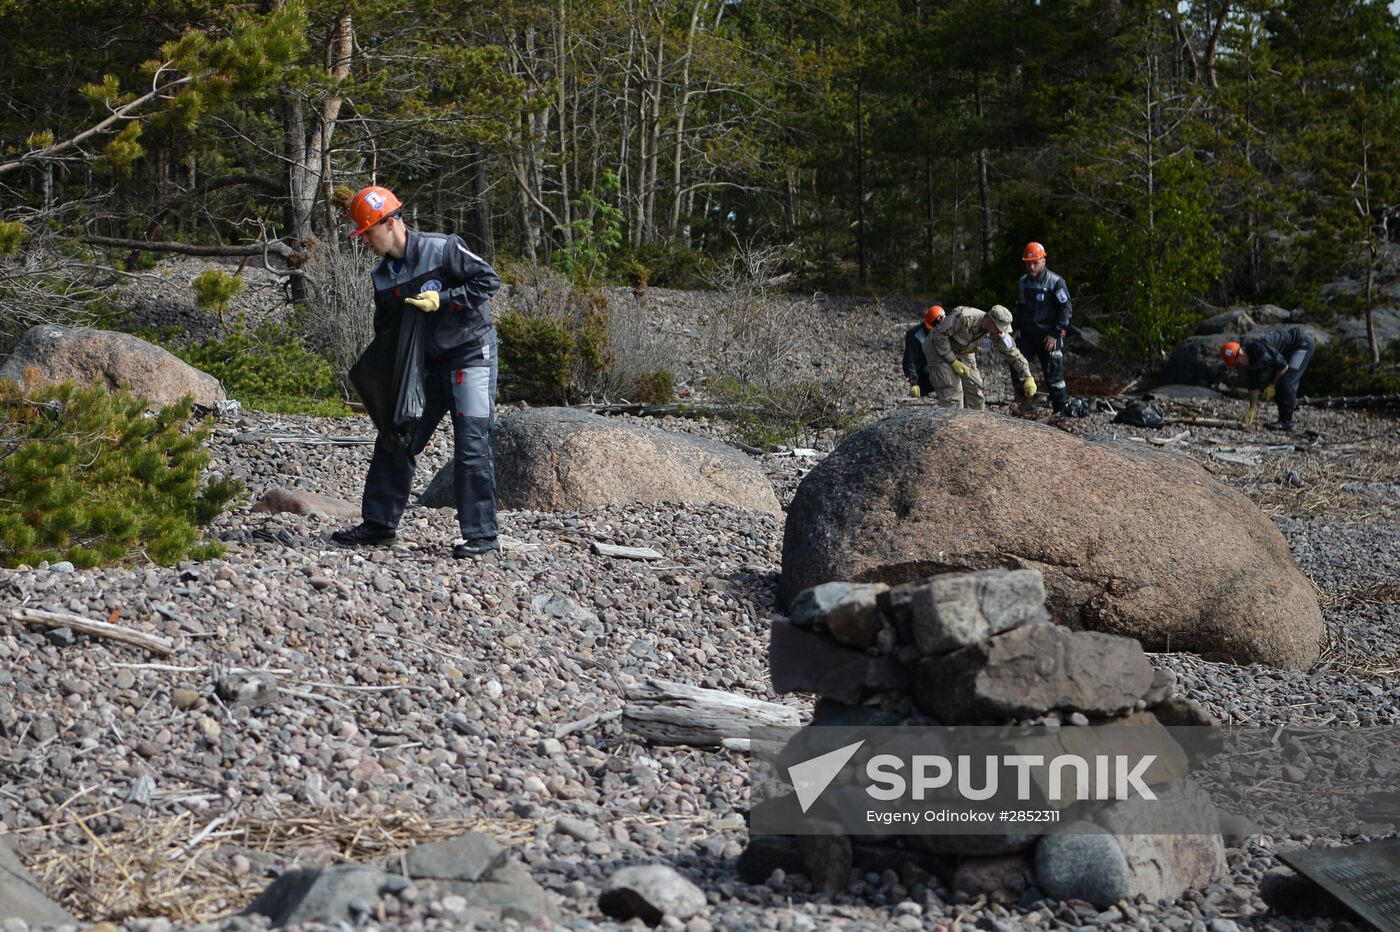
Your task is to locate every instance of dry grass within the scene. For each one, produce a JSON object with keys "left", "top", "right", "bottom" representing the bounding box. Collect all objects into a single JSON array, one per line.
[
  {"left": 18, "top": 806, "right": 538, "bottom": 924},
  {"left": 1221, "top": 438, "right": 1399, "bottom": 522}
]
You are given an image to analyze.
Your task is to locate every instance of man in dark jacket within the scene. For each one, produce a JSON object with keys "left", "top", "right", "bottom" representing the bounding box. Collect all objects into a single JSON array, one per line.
[
  {"left": 1220, "top": 326, "right": 1316, "bottom": 432},
  {"left": 331, "top": 184, "right": 503, "bottom": 557},
  {"left": 1014, "top": 241, "right": 1072, "bottom": 414},
  {"left": 902, "top": 305, "right": 944, "bottom": 397}
]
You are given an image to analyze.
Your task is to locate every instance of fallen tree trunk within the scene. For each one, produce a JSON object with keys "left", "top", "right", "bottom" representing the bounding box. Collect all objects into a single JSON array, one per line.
[
  {"left": 623, "top": 679, "right": 800, "bottom": 747},
  {"left": 82, "top": 235, "right": 295, "bottom": 261}
]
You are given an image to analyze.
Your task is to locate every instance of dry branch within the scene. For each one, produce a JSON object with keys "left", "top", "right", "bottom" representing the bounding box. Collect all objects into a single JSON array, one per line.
[
  {"left": 81, "top": 235, "right": 295, "bottom": 261},
  {"left": 8, "top": 607, "right": 175, "bottom": 656},
  {"left": 623, "top": 678, "right": 800, "bottom": 747}
]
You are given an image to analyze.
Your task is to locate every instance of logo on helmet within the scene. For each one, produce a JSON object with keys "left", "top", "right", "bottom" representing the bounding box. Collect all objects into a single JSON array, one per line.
[{"left": 365, "top": 191, "right": 386, "bottom": 212}]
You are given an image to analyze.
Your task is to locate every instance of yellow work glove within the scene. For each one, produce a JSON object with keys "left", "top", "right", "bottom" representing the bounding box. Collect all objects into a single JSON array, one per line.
[
  {"left": 1022, "top": 376, "right": 1037, "bottom": 398},
  {"left": 950, "top": 359, "right": 970, "bottom": 378},
  {"left": 1262, "top": 384, "right": 1276, "bottom": 402},
  {"left": 909, "top": 384, "right": 922, "bottom": 398},
  {"left": 1242, "top": 405, "right": 1257, "bottom": 427},
  {"left": 404, "top": 290, "right": 440, "bottom": 312}
]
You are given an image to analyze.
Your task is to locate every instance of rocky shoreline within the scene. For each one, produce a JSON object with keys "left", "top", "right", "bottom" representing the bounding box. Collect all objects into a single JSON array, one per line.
[{"left": 2, "top": 283, "right": 1398, "bottom": 930}]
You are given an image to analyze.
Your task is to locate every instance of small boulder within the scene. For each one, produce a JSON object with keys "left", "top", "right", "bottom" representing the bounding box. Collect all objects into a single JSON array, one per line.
[
  {"left": 789, "top": 581, "right": 888, "bottom": 649},
  {"left": 250, "top": 488, "right": 360, "bottom": 519},
  {"left": 1194, "top": 308, "right": 1257, "bottom": 336},
  {"left": 882, "top": 569, "right": 1045, "bottom": 655},
  {"left": 599, "top": 864, "right": 707, "bottom": 924},
  {"left": 0, "top": 324, "right": 223, "bottom": 407},
  {"left": 915, "top": 624, "right": 1156, "bottom": 723},
  {"left": 243, "top": 865, "right": 402, "bottom": 927},
  {"left": 421, "top": 407, "right": 780, "bottom": 514},
  {"left": 1035, "top": 824, "right": 1131, "bottom": 907},
  {"left": 402, "top": 832, "right": 504, "bottom": 882},
  {"left": 770, "top": 620, "right": 911, "bottom": 704},
  {"left": 951, "top": 853, "right": 1035, "bottom": 904}
]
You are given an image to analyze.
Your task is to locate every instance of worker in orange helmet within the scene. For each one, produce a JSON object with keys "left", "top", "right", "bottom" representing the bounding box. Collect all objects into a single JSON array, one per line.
[
  {"left": 1219, "top": 326, "right": 1315, "bottom": 432},
  {"left": 332, "top": 184, "right": 503, "bottom": 557},
  {"left": 902, "top": 304, "right": 945, "bottom": 397},
  {"left": 1014, "top": 241, "right": 1072, "bottom": 415}
]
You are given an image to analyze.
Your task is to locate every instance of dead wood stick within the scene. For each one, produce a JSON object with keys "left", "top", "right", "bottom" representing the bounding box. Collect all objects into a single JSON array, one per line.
[
  {"left": 1299, "top": 393, "right": 1400, "bottom": 408},
  {"left": 580, "top": 402, "right": 737, "bottom": 419},
  {"left": 1167, "top": 416, "right": 1238, "bottom": 428},
  {"left": 623, "top": 679, "right": 800, "bottom": 748},
  {"left": 8, "top": 607, "right": 175, "bottom": 656},
  {"left": 554, "top": 708, "right": 623, "bottom": 740}
]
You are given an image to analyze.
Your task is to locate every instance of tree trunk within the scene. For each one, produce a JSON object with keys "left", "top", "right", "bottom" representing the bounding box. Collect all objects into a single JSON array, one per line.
[
  {"left": 855, "top": 75, "right": 867, "bottom": 285},
  {"left": 555, "top": 0, "right": 572, "bottom": 245},
  {"left": 469, "top": 147, "right": 494, "bottom": 255},
  {"left": 668, "top": 0, "right": 706, "bottom": 240},
  {"left": 974, "top": 76, "right": 993, "bottom": 273},
  {"left": 641, "top": 14, "right": 665, "bottom": 245}
]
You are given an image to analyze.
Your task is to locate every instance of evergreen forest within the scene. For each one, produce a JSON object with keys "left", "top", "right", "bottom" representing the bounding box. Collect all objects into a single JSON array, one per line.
[{"left": 2, "top": 0, "right": 1398, "bottom": 360}]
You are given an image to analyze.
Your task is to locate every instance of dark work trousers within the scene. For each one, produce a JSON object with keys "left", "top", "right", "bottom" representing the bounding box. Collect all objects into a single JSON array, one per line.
[
  {"left": 1015, "top": 331, "right": 1068, "bottom": 412},
  {"left": 361, "top": 358, "right": 499, "bottom": 540},
  {"left": 1273, "top": 338, "right": 1314, "bottom": 424}
]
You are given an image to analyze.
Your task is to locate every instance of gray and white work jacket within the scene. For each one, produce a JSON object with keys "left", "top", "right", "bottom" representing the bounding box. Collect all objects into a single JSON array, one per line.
[{"left": 371, "top": 230, "right": 502, "bottom": 368}]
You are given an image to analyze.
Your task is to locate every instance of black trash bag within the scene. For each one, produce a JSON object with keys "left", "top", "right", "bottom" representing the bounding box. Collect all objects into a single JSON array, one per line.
[
  {"left": 1062, "top": 397, "right": 1091, "bottom": 418},
  {"left": 1112, "top": 400, "right": 1165, "bottom": 429},
  {"left": 349, "top": 307, "right": 429, "bottom": 453}
]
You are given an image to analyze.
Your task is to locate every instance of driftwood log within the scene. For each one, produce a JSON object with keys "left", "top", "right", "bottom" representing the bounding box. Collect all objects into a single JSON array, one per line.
[
  {"left": 582, "top": 402, "right": 737, "bottom": 419},
  {"left": 623, "top": 679, "right": 800, "bottom": 748},
  {"left": 1300, "top": 393, "right": 1400, "bottom": 408},
  {"left": 8, "top": 607, "right": 175, "bottom": 656}
]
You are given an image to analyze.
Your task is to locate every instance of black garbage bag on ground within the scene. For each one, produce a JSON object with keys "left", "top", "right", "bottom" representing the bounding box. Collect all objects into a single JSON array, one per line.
[
  {"left": 349, "top": 307, "right": 429, "bottom": 453},
  {"left": 1112, "top": 400, "right": 1165, "bottom": 429},
  {"left": 1061, "top": 397, "right": 1091, "bottom": 418}
]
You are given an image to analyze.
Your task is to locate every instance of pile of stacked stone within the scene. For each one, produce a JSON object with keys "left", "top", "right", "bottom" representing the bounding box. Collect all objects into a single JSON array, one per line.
[{"left": 743, "top": 568, "right": 1228, "bottom": 908}]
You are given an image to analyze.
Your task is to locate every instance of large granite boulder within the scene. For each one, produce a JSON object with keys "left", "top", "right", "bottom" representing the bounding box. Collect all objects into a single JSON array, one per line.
[
  {"left": 421, "top": 407, "right": 780, "bottom": 515},
  {"left": 0, "top": 324, "right": 223, "bottom": 407},
  {"left": 777, "top": 407, "right": 1322, "bottom": 668},
  {"left": 1334, "top": 307, "right": 1400, "bottom": 353}
]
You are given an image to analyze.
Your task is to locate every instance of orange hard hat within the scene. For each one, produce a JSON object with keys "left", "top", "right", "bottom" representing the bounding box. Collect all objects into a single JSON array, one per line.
[
  {"left": 346, "top": 185, "right": 404, "bottom": 237},
  {"left": 923, "top": 304, "right": 945, "bottom": 328},
  {"left": 1220, "top": 341, "right": 1243, "bottom": 367},
  {"left": 1022, "top": 241, "right": 1047, "bottom": 262}
]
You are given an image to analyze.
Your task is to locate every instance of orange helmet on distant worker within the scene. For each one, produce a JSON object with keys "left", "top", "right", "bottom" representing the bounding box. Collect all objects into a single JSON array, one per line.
[
  {"left": 923, "top": 304, "right": 945, "bottom": 329},
  {"left": 346, "top": 185, "right": 404, "bottom": 237},
  {"left": 1022, "top": 241, "right": 1047, "bottom": 262},
  {"left": 1219, "top": 341, "right": 1243, "bottom": 367}
]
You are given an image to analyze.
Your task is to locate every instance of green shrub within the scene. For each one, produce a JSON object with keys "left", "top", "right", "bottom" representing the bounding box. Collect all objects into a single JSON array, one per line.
[
  {"left": 624, "top": 259, "right": 651, "bottom": 293},
  {"left": 0, "top": 382, "right": 240, "bottom": 567},
  {"left": 707, "top": 373, "right": 858, "bottom": 450},
  {"left": 1302, "top": 340, "right": 1400, "bottom": 397},
  {"left": 495, "top": 270, "right": 628, "bottom": 402},
  {"left": 161, "top": 321, "right": 347, "bottom": 414},
  {"left": 191, "top": 269, "right": 244, "bottom": 326},
  {"left": 495, "top": 311, "right": 576, "bottom": 402},
  {"left": 0, "top": 221, "right": 26, "bottom": 257},
  {"left": 635, "top": 369, "right": 674, "bottom": 405}
]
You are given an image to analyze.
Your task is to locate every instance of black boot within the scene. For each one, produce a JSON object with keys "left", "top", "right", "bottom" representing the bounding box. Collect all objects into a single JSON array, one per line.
[
  {"left": 330, "top": 523, "right": 396, "bottom": 546},
  {"left": 453, "top": 537, "right": 500, "bottom": 557}
]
